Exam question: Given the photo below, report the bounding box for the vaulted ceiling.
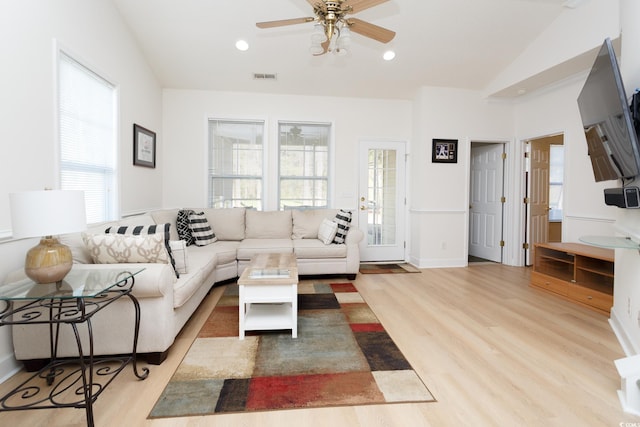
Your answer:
[112,0,584,99]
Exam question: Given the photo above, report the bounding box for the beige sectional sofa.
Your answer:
[10,207,363,369]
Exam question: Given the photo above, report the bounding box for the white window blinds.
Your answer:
[278,122,330,209]
[58,52,117,223]
[208,119,264,209]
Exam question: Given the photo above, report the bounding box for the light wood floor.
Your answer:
[0,264,638,426]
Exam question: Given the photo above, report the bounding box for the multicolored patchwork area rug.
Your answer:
[149,282,434,418]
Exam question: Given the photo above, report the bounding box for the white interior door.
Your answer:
[469,143,504,262]
[358,141,406,262]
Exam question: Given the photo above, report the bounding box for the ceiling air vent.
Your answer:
[253,73,277,80]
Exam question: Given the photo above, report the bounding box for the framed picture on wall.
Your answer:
[432,139,458,163]
[133,124,156,168]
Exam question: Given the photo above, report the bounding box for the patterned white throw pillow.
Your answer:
[177,209,196,246]
[188,212,217,246]
[332,210,352,244]
[105,223,179,277]
[82,233,170,264]
[317,218,338,245]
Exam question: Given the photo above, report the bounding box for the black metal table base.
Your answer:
[0,271,148,426]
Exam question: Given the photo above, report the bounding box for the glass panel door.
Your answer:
[358,141,406,262]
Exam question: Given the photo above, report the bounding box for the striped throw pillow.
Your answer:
[188,212,217,246]
[332,210,352,244]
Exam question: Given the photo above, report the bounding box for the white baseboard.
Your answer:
[411,257,467,269]
[0,353,20,385]
[610,309,640,357]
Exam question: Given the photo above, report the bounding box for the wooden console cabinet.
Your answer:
[531,242,614,315]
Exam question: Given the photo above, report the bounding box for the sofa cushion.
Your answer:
[176,209,196,246]
[82,233,170,264]
[245,210,292,239]
[317,218,338,244]
[172,246,218,308]
[293,239,347,259]
[149,209,180,241]
[188,212,217,246]
[207,240,240,265]
[333,210,353,244]
[237,239,293,260]
[291,208,338,239]
[194,208,246,241]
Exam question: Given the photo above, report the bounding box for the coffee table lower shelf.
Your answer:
[244,302,296,333]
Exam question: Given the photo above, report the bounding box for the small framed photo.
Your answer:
[133,124,156,168]
[432,139,458,163]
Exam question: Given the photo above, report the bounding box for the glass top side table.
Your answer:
[579,235,640,252]
[0,267,148,427]
[0,267,144,301]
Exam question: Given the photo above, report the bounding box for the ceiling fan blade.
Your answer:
[345,0,390,14]
[256,17,315,29]
[347,18,395,43]
[306,0,326,12]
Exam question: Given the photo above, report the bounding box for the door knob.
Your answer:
[360,205,366,210]
[360,197,365,202]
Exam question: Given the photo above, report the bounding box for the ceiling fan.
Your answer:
[256,0,395,56]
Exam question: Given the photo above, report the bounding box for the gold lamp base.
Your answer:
[24,237,73,284]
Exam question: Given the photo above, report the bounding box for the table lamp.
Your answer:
[10,190,86,284]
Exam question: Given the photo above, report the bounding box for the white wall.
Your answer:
[486,0,620,97]
[161,89,413,217]
[609,0,640,356]
[0,0,163,381]
[410,87,514,267]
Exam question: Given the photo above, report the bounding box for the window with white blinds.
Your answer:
[278,122,330,209]
[58,52,117,223]
[208,119,264,209]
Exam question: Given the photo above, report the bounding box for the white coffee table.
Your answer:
[237,253,298,339]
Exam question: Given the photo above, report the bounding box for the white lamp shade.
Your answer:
[10,190,87,238]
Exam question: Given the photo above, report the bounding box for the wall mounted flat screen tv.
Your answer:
[577,38,640,182]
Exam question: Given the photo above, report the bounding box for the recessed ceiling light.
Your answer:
[236,40,249,51]
[383,50,396,61]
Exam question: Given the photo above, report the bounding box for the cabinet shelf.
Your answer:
[531,242,614,315]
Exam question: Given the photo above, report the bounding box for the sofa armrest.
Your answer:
[70,263,177,299]
[345,228,364,245]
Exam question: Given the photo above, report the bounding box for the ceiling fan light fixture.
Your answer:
[309,42,325,55]
[337,26,351,48]
[311,23,328,43]
[335,47,348,56]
